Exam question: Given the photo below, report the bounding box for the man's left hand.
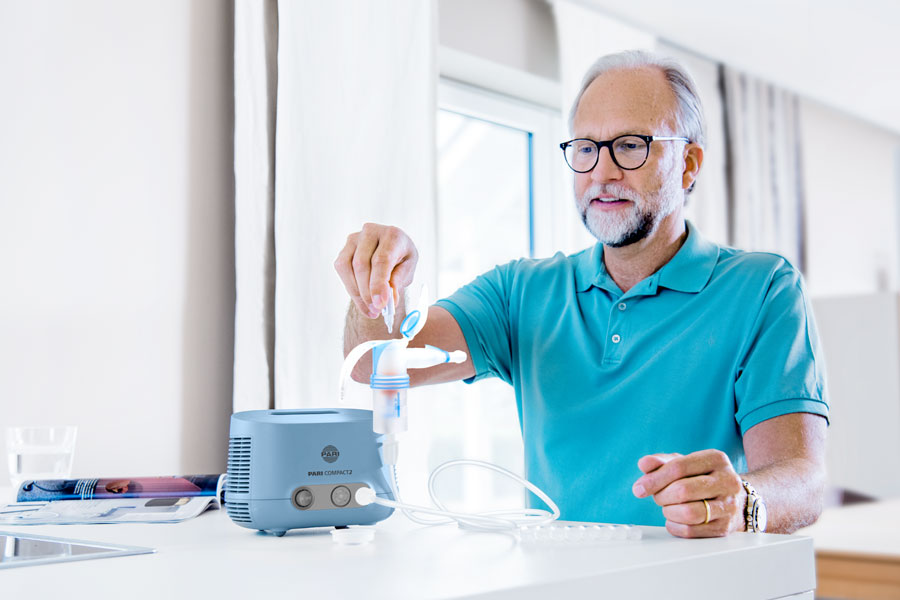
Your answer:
[632,450,747,538]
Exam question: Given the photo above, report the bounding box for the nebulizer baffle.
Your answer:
[339,286,561,534]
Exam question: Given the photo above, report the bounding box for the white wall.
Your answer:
[438,0,559,80]
[580,0,900,137]
[812,293,900,499]
[0,0,235,481]
[801,99,900,297]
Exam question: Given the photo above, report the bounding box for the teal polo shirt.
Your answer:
[434,221,828,526]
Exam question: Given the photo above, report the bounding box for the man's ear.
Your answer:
[682,144,704,191]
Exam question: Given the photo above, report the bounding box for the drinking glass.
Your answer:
[6,426,77,488]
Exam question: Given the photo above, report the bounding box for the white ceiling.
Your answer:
[581,0,900,136]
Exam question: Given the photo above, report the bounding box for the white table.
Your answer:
[0,492,815,600]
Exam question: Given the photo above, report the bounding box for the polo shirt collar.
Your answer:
[573,221,719,294]
[574,242,613,293]
[657,221,719,292]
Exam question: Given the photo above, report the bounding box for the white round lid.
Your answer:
[330,526,376,545]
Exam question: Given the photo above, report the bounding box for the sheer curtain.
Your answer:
[722,67,806,270]
[233,0,437,411]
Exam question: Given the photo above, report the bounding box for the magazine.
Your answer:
[0,474,225,526]
[14,474,223,502]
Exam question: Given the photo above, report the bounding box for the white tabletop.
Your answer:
[795,498,900,557]
[0,492,814,600]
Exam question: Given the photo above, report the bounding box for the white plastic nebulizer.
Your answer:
[339,286,466,462]
[339,286,563,535]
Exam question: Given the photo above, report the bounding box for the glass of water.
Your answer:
[6,426,77,488]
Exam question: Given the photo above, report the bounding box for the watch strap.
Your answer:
[741,479,763,532]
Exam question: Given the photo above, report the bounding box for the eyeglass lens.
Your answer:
[564,136,649,172]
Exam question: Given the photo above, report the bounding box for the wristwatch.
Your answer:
[742,479,767,532]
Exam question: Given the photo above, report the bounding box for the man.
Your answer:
[334,50,827,538]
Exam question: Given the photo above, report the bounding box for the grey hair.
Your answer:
[568,50,706,150]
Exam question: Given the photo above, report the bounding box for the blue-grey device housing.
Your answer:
[224,409,394,536]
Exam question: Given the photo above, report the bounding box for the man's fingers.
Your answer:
[369,244,398,311]
[659,470,743,507]
[369,234,415,311]
[389,257,417,298]
[637,453,681,474]
[661,498,723,525]
[632,453,681,497]
[633,449,733,498]
[665,518,730,539]
[651,474,720,506]
[351,233,379,316]
[635,449,745,538]
[334,235,368,315]
[334,224,419,320]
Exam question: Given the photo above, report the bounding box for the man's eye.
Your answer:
[616,142,641,151]
[577,145,595,154]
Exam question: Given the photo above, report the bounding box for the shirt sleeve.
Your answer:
[434,261,517,385]
[734,261,830,434]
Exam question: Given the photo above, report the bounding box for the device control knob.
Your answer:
[331,485,352,507]
[294,488,314,509]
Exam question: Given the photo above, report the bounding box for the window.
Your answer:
[398,79,569,513]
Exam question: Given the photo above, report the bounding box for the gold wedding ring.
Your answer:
[702,499,711,525]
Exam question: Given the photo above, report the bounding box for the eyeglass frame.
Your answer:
[559,134,691,172]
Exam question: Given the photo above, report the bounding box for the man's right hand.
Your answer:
[334,223,418,319]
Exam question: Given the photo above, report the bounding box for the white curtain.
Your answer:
[722,67,806,269]
[233,1,437,411]
[233,0,278,413]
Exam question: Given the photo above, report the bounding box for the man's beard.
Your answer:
[577,177,682,247]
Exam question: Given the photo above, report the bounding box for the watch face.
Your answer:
[755,499,767,532]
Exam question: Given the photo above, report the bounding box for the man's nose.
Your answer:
[590,146,623,183]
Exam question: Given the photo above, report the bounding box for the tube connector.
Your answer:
[355,486,376,506]
[382,433,400,466]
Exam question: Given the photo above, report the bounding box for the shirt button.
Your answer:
[611,334,621,344]
[618,302,627,311]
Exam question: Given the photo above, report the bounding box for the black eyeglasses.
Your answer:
[560,134,690,172]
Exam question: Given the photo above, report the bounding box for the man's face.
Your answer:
[572,67,687,247]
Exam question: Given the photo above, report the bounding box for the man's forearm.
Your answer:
[745,457,825,533]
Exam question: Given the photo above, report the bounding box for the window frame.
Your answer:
[437,77,572,259]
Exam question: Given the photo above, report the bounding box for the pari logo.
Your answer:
[321,445,340,464]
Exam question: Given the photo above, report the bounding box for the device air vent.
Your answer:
[226,501,252,523]
[226,436,251,494]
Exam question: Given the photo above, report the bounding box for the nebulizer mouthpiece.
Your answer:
[339,284,560,535]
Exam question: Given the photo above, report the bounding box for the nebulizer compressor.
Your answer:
[224,287,562,538]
